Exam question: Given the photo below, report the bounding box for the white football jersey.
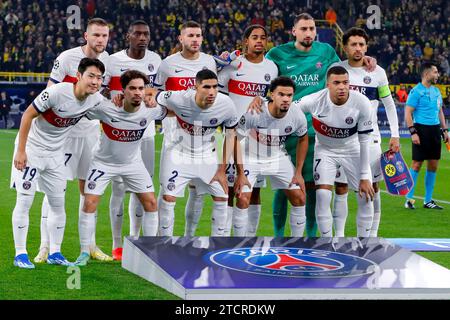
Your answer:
[238,101,308,162]
[27,82,104,155]
[297,88,373,157]
[49,46,109,137]
[154,52,217,90]
[333,60,391,139]
[86,101,167,164]
[218,56,278,117]
[156,89,238,157]
[103,49,162,137]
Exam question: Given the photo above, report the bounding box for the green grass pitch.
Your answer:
[0,129,448,299]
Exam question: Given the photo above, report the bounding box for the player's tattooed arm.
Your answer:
[14,105,40,171]
[290,134,308,190]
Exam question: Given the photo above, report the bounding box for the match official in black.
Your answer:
[404,62,448,210]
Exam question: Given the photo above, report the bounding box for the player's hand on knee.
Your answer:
[289,173,305,191]
[14,150,27,171]
[359,179,374,202]
[389,137,400,153]
[210,170,228,194]
[234,174,251,198]
[112,93,124,107]
[247,96,264,114]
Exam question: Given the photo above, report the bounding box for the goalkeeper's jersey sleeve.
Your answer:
[266,41,340,136]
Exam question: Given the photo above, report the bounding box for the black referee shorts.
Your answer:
[412,123,441,161]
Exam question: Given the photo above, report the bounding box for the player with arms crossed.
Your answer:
[332,27,400,237]
[11,58,105,268]
[218,24,278,236]
[296,66,375,237]
[156,69,240,236]
[154,21,217,236]
[75,70,167,266]
[103,20,161,260]
[35,18,111,263]
[234,77,308,236]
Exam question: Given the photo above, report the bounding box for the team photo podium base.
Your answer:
[122,236,450,300]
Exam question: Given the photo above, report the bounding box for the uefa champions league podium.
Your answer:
[122,236,450,300]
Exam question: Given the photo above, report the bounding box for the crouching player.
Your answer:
[234,77,309,236]
[75,70,168,266]
[156,69,240,236]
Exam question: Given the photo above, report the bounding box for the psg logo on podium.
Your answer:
[206,247,377,278]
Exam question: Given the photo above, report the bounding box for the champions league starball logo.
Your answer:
[206,247,377,278]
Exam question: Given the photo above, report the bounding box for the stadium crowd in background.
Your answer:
[0,0,449,85]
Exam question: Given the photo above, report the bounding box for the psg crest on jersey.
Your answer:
[345,117,354,125]
[22,181,31,190]
[264,73,271,82]
[363,76,372,84]
[206,247,377,278]
[140,119,147,127]
[285,126,292,133]
[380,150,414,195]
[167,182,176,191]
[148,64,154,72]
[210,118,218,125]
[88,181,96,190]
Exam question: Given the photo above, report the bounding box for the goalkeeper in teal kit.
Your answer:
[266,13,375,236]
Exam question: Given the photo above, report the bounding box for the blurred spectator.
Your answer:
[0,0,447,89]
[423,42,433,60]
[0,91,12,128]
[325,5,337,25]
[396,84,408,103]
[4,9,18,25]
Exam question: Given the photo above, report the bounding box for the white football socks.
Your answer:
[211,201,227,236]
[356,193,374,237]
[370,191,381,237]
[142,211,158,236]
[184,187,204,236]
[289,205,306,237]
[332,192,348,237]
[129,193,143,237]
[12,192,34,256]
[159,199,175,236]
[223,206,234,236]
[47,195,66,255]
[39,195,50,250]
[316,189,333,237]
[247,204,261,236]
[109,181,125,249]
[79,210,96,253]
[79,194,96,249]
[232,207,248,236]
